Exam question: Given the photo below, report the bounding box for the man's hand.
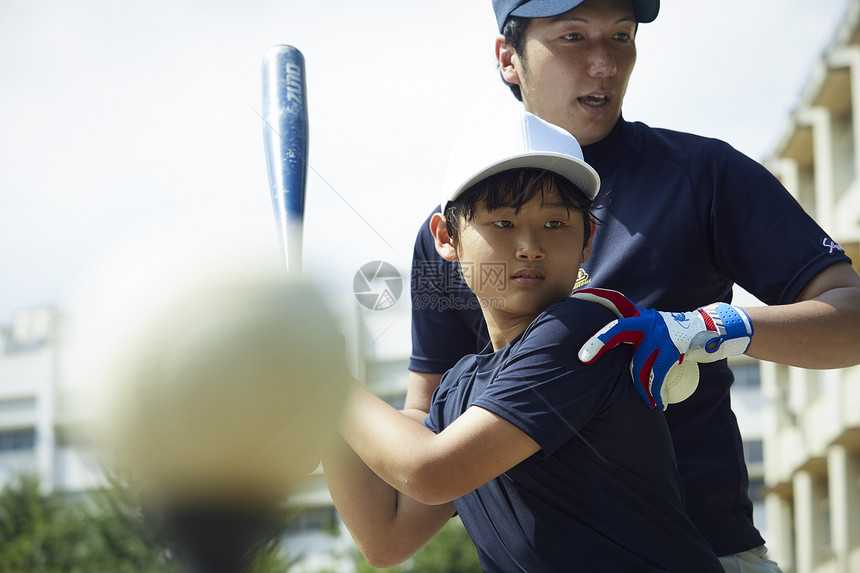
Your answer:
[571,288,753,410]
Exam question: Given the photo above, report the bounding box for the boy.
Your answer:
[323,111,722,571]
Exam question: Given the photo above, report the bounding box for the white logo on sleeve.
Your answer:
[822,237,845,255]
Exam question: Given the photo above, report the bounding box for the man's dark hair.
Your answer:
[500,16,530,102]
[444,167,595,246]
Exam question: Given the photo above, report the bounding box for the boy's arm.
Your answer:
[343,377,540,506]
[322,437,453,568]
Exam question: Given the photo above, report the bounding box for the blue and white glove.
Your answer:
[571,288,754,410]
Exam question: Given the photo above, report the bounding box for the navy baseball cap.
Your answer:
[493,0,660,31]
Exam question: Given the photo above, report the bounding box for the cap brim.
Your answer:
[449,151,600,207]
[508,0,659,25]
[634,0,659,23]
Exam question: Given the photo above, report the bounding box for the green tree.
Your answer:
[0,475,68,572]
[0,474,294,572]
[353,517,481,573]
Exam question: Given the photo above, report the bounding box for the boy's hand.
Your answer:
[570,288,753,410]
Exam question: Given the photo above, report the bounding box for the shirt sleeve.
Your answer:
[409,211,489,373]
[472,299,632,457]
[706,140,851,305]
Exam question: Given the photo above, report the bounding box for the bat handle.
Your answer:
[285,220,303,274]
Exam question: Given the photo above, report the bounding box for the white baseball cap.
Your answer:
[441,110,600,213]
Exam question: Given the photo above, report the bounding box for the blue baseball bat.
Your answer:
[262,45,308,273]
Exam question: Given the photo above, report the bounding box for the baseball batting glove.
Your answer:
[570,288,753,410]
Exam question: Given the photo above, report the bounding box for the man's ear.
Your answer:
[495,35,521,86]
[430,213,458,261]
[581,219,596,263]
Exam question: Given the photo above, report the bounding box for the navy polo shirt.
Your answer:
[424,298,722,572]
[410,117,852,556]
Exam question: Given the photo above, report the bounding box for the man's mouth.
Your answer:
[579,94,609,107]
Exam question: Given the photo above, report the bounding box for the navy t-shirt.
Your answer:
[411,117,852,556]
[424,298,722,572]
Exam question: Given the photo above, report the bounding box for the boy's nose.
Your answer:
[516,235,545,260]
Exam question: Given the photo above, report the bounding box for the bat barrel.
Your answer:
[262,45,308,273]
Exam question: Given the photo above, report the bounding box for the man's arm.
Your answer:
[744,262,860,368]
[408,210,485,418]
[576,262,860,409]
[402,370,443,420]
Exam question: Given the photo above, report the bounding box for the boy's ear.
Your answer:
[495,35,521,86]
[581,219,596,264]
[430,213,458,261]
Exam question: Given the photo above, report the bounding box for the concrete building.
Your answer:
[762,1,860,571]
[0,306,101,495]
[730,354,770,541]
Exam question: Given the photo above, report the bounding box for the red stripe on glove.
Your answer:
[640,349,660,409]
[698,308,717,332]
[573,288,642,318]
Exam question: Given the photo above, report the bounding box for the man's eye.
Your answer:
[614,32,632,42]
[545,220,564,229]
[493,220,513,228]
[562,33,582,41]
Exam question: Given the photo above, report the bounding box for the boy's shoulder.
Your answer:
[437,297,629,397]
[521,297,621,348]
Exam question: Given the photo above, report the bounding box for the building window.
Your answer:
[285,506,339,535]
[0,398,36,415]
[0,429,36,452]
[744,440,764,465]
[732,364,761,390]
[748,477,766,502]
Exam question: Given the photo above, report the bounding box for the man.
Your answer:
[325,111,722,571]
[407,0,860,569]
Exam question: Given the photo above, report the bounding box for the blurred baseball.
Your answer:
[71,218,349,506]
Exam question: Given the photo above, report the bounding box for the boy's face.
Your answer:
[448,185,593,323]
[499,0,638,146]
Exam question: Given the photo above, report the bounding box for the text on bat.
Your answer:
[285,63,303,106]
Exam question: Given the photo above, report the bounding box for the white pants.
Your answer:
[719,546,783,573]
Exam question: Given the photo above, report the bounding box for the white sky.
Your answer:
[0,0,851,321]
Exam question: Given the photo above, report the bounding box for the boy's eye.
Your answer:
[493,220,513,228]
[545,220,564,229]
[562,33,582,41]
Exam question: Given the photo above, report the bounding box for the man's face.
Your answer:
[500,0,638,146]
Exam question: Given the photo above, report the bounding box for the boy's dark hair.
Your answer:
[444,167,595,246]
